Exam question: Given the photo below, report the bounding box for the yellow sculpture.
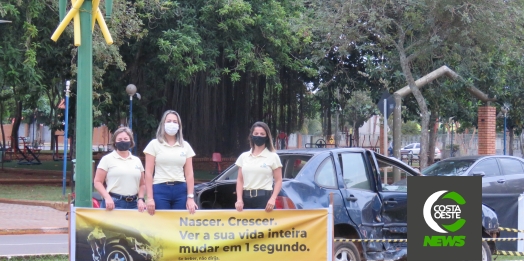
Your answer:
[51,0,113,45]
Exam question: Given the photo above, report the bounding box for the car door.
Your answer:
[337,151,385,250]
[372,153,411,241]
[413,143,421,155]
[468,158,506,193]
[497,157,524,194]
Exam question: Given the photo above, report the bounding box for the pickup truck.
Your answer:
[195,148,500,260]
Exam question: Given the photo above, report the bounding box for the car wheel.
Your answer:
[105,245,131,261]
[334,238,360,261]
[482,241,492,261]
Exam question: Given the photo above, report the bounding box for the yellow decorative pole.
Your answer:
[51,0,113,207]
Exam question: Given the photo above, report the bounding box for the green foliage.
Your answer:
[402,121,421,135]
[307,119,322,135]
[343,90,378,130]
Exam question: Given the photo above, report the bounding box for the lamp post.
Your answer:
[502,104,510,155]
[62,80,71,196]
[126,84,140,154]
[126,84,136,130]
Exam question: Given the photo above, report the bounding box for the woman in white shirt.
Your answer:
[235,121,283,212]
[94,127,146,211]
[144,110,198,215]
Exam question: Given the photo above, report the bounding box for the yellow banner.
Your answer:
[73,208,330,261]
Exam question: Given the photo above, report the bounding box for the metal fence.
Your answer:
[292,132,524,159]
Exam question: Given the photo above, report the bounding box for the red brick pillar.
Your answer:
[478,106,496,155]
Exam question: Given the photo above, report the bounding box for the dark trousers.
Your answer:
[242,190,272,209]
[153,182,187,210]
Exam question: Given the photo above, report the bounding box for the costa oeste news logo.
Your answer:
[423,190,466,247]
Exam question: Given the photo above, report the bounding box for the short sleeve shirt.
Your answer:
[235,148,282,190]
[143,139,196,184]
[97,151,144,196]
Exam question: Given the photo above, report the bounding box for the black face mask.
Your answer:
[115,141,131,151]
[251,135,268,147]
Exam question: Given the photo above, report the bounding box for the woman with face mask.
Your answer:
[94,127,146,211]
[235,121,283,212]
[143,110,198,215]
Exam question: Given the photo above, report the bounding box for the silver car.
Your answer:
[421,155,524,194]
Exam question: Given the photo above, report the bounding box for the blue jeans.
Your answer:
[101,198,137,209]
[153,182,187,210]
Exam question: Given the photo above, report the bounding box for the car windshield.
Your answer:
[421,159,476,176]
[215,154,312,181]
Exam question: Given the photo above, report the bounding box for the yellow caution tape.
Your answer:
[333,238,524,243]
[496,250,524,256]
[483,238,524,242]
[334,239,407,243]
[499,227,524,233]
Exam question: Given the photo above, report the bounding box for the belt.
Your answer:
[158,181,185,185]
[243,189,272,198]
[109,192,138,202]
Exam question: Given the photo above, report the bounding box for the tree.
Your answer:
[310,0,521,169]
[343,90,378,146]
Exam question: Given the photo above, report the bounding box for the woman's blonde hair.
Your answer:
[156,110,184,146]
[111,127,135,149]
[249,121,276,152]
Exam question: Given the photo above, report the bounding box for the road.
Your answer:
[0,234,68,256]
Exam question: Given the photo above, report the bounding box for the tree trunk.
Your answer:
[398,50,430,170]
[11,100,23,153]
[354,123,360,147]
[520,130,524,158]
[428,112,438,164]
[509,126,514,156]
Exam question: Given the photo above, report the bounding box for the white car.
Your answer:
[400,143,441,161]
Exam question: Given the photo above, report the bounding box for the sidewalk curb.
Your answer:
[0,227,68,235]
[0,198,69,212]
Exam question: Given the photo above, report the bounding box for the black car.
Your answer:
[421,155,524,194]
[195,148,500,261]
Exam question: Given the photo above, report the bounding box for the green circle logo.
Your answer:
[423,190,466,233]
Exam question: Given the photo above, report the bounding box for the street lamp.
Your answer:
[126,84,137,130]
[502,103,510,155]
[126,84,140,154]
[0,20,12,24]
[62,80,71,196]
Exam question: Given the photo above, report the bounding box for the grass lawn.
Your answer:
[0,160,73,172]
[0,255,68,261]
[0,169,215,202]
[0,184,72,202]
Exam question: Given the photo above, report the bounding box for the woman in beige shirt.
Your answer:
[93,127,146,211]
[235,122,283,212]
[143,110,198,215]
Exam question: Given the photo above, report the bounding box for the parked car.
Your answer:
[195,148,500,261]
[421,155,524,194]
[400,143,441,161]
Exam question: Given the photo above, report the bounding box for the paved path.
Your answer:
[0,234,68,256]
[0,202,68,235]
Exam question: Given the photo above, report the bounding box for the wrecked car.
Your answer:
[195,148,500,261]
